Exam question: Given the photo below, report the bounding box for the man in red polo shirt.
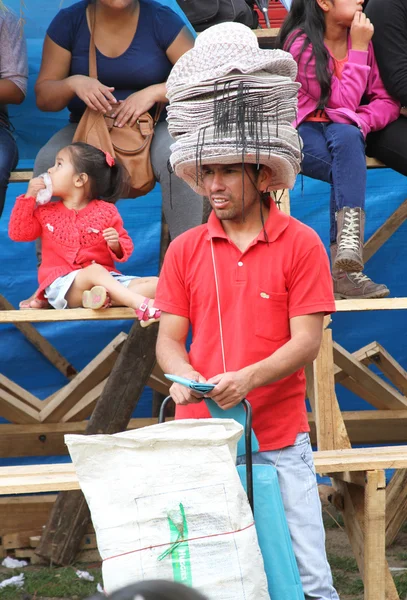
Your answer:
[155,22,339,600]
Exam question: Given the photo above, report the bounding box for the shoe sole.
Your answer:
[334,289,390,300]
[334,258,364,272]
[82,286,108,309]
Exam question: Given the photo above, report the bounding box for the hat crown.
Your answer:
[195,22,259,51]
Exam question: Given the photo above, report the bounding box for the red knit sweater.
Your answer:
[9,195,134,298]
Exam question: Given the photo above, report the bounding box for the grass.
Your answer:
[0,566,102,599]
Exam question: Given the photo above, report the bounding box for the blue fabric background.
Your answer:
[1,0,407,465]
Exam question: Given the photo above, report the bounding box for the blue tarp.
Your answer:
[1,0,407,464]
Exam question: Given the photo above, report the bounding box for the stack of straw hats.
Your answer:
[166,22,302,193]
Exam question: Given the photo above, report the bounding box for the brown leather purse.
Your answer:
[73,5,162,198]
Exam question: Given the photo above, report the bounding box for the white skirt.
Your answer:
[45,271,138,309]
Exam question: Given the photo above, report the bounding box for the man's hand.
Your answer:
[206,371,252,410]
[170,370,207,406]
[25,177,46,199]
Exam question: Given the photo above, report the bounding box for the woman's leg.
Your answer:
[65,264,157,310]
[20,124,78,309]
[150,120,204,239]
[0,126,19,219]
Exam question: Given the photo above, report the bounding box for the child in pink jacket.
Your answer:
[280,0,400,299]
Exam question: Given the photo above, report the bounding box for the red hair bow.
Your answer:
[103,150,115,167]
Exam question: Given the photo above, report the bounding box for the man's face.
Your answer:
[201,163,264,222]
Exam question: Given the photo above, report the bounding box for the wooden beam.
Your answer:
[338,375,386,409]
[0,388,41,424]
[364,198,407,263]
[314,447,407,473]
[335,297,407,312]
[39,332,127,422]
[308,410,407,445]
[148,362,170,396]
[385,469,407,547]
[308,329,351,450]
[0,418,159,458]
[0,374,43,412]
[61,378,107,422]
[0,307,137,323]
[333,342,407,410]
[364,470,386,600]
[368,344,407,396]
[0,295,77,379]
[8,170,33,182]
[0,495,57,536]
[334,342,380,384]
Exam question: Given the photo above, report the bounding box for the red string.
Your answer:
[103,522,255,562]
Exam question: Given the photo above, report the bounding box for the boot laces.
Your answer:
[349,272,371,284]
[338,209,360,251]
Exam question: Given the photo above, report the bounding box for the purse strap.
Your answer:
[87,4,98,80]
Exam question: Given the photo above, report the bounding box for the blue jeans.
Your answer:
[0,124,18,218]
[299,122,366,244]
[238,433,339,600]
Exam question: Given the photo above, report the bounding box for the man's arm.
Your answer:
[156,312,208,406]
[366,0,407,106]
[207,313,324,410]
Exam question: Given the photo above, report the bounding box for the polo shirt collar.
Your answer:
[206,199,290,243]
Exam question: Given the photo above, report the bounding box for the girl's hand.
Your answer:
[70,75,117,113]
[111,87,158,128]
[350,11,374,52]
[103,227,122,257]
[25,177,46,199]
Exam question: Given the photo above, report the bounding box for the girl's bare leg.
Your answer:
[65,264,158,309]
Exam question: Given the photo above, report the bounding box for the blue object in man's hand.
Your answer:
[164,374,215,394]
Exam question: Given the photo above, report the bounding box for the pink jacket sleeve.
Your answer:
[355,45,400,134]
[8,194,41,242]
[107,206,134,263]
[288,34,371,111]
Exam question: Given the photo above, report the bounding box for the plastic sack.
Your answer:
[65,419,270,600]
[36,173,53,205]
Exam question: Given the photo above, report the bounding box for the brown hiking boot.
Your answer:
[330,244,390,299]
[335,207,365,272]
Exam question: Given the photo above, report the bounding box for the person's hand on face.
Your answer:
[25,177,46,199]
[350,11,374,52]
[71,75,117,112]
[111,88,157,127]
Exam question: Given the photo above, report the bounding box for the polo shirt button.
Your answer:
[260,292,270,299]
[238,261,243,266]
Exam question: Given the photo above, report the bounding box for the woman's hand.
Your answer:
[70,75,117,112]
[111,86,160,128]
[350,11,374,52]
[25,177,46,199]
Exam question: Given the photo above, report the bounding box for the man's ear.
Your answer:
[75,173,88,188]
[258,165,273,192]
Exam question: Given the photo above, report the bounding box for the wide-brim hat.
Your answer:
[170,124,302,194]
[166,23,297,92]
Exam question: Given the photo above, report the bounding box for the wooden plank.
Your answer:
[0,374,43,411]
[364,470,386,600]
[333,342,407,410]
[385,469,407,547]
[36,321,159,565]
[40,332,127,422]
[334,342,380,384]
[3,530,43,549]
[309,329,351,450]
[8,170,33,182]
[308,410,407,445]
[0,295,77,379]
[0,495,57,536]
[0,418,159,458]
[338,375,386,409]
[30,533,96,550]
[370,344,407,396]
[0,388,41,423]
[0,307,137,323]
[147,362,170,396]
[61,378,107,422]
[364,198,407,263]
[366,157,385,168]
[336,297,407,311]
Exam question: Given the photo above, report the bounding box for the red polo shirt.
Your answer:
[156,200,336,451]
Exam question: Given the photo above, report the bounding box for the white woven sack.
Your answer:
[65,419,269,600]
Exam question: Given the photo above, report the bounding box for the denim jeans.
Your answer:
[0,124,18,218]
[299,121,366,244]
[238,433,339,600]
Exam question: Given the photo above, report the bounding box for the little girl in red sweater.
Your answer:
[9,142,161,326]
